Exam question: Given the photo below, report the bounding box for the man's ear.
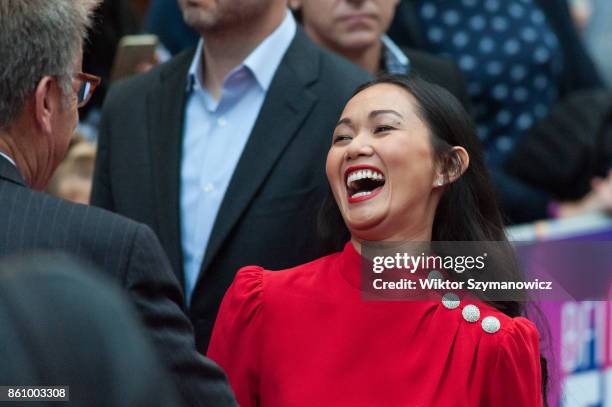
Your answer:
[433,146,470,187]
[33,76,57,135]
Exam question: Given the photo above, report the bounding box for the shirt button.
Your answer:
[217,116,227,127]
[203,183,214,193]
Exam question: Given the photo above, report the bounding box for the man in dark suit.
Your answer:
[91,0,372,352]
[0,1,235,406]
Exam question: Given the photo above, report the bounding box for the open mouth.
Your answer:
[345,165,386,203]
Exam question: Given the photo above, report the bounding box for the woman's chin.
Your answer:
[345,211,386,236]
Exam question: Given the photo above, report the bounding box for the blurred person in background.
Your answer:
[289,0,470,108]
[505,87,612,218]
[387,0,606,223]
[0,253,180,407]
[0,1,236,405]
[91,0,371,352]
[47,139,96,204]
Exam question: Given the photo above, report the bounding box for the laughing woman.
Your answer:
[207,75,544,407]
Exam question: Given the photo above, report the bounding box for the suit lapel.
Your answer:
[198,30,320,278]
[146,49,195,284]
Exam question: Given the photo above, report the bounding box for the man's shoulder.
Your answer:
[317,46,372,89]
[1,183,147,245]
[315,42,371,79]
[0,183,160,275]
[285,30,372,96]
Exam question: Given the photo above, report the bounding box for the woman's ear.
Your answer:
[448,146,469,182]
[433,147,469,187]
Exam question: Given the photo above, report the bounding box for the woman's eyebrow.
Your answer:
[335,117,352,128]
[335,109,403,128]
[369,109,403,120]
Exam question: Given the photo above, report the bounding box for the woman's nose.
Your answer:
[345,138,374,161]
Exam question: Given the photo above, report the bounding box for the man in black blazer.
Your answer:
[0,2,235,406]
[91,0,372,352]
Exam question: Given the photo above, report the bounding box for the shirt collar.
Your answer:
[187,10,297,92]
[0,151,16,168]
[381,34,411,75]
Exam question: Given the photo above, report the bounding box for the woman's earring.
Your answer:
[436,179,444,186]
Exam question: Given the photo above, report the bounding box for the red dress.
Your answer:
[208,242,542,407]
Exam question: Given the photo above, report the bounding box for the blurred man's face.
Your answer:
[296,0,398,52]
[177,0,271,33]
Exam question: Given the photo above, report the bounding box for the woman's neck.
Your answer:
[351,227,433,254]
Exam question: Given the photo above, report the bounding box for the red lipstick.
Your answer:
[345,164,385,204]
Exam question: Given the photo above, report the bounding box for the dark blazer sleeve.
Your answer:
[123,223,237,407]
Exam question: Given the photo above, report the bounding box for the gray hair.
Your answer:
[0,0,100,130]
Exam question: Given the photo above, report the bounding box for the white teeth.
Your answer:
[346,168,386,188]
[351,191,372,198]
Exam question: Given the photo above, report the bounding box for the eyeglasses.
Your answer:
[73,72,101,108]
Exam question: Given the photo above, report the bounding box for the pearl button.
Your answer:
[217,116,227,127]
[427,270,443,281]
[203,183,214,193]
[462,305,480,323]
[441,292,460,309]
[482,316,501,333]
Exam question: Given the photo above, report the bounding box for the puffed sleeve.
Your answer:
[207,266,264,407]
[483,317,543,406]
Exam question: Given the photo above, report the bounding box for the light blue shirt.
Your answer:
[180,11,296,304]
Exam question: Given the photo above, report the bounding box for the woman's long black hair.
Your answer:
[318,74,548,402]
